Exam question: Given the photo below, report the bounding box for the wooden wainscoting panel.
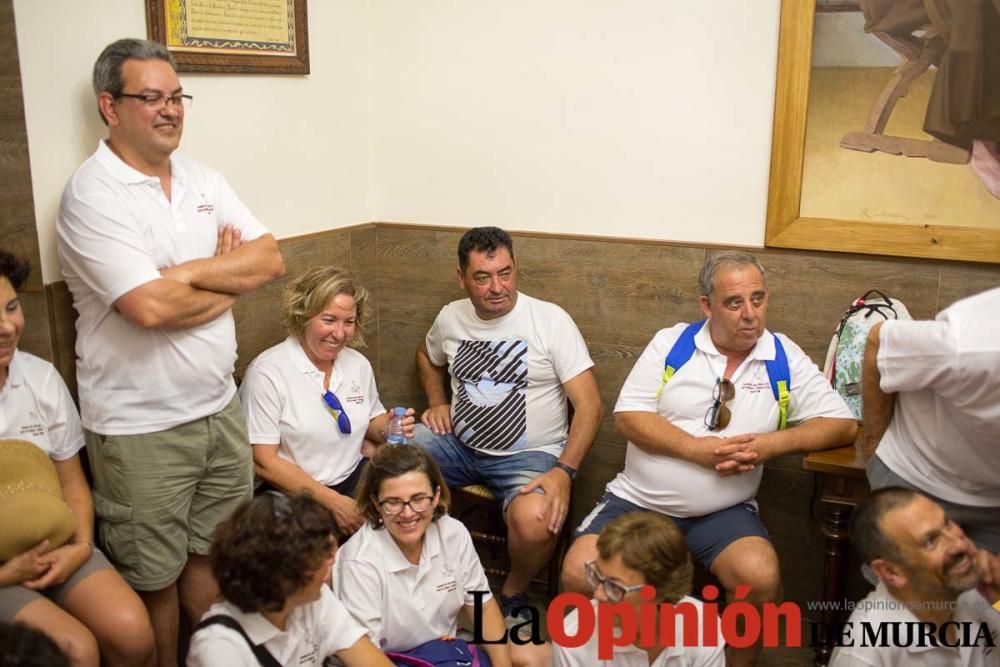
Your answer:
[47,282,78,401]
[17,290,52,362]
[513,236,706,350]
[372,315,427,411]
[350,225,379,372]
[744,248,942,364]
[937,262,1000,311]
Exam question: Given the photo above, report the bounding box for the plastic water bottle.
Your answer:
[386,407,408,445]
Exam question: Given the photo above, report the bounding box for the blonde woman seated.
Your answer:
[0,251,153,667]
[188,493,391,666]
[522,512,723,667]
[240,266,414,535]
[333,444,512,667]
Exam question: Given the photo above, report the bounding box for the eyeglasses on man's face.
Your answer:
[704,377,735,431]
[584,560,645,602]
[322,390,352,434]
[115,92,193,110]
[376,493,435,516]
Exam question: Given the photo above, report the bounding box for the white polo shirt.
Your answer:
[240,337,386,487]
[0,350,84,460]
[874,286,1000,507]
[829,583,1000,667]
[608,323,852,517]
[187,586,368,667]
[57,140,269,435]
[425,293,594,456]
[552,597,725,667]
[333,515,492,653]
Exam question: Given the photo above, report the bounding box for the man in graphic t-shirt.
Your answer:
[413,226,603,623]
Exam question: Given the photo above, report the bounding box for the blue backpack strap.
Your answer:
[656,320,705,398]
[764,334,791,431]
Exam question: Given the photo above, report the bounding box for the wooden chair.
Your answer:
[450,482,574,600]
[839,0,970,164]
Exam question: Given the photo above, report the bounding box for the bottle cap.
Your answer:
[393,406,406,416]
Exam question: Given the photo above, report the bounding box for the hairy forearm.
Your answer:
[755,417,858,459]
[560,371,603,469]
[416,343,450,406]
[861,323,893,457]
[615,411,698,460]
[116,278,236,330]
[165,234,284,295]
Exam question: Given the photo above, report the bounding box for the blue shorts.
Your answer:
[411,425,557,513]
[574,491,770,568]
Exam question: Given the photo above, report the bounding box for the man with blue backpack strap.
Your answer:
[562,251,857,667]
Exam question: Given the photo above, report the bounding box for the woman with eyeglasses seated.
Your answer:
[239,266,414,536]
[0,251,154,667]
[523,512,723,667]
[187,492,392,666]
[333,444,512,667]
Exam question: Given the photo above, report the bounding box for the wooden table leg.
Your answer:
[813,500,853,666]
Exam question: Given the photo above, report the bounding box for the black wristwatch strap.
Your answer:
[553,461,578,482]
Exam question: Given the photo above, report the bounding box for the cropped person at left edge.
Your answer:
[0,251,154,667]
[56,38,285,667]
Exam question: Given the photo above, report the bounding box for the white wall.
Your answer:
[369,0,781,245]
[812,11,899,67]
[15,1,784,282]
[14,0,372,282]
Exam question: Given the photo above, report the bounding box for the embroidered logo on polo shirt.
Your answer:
[343,380,365,406]
[435,578,458,593]
[18,412,45,438]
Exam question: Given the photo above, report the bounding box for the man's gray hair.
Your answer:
[697,251,767,298]
[92,38,176,124]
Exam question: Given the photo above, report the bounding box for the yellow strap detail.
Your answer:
[655,367,676,399]
[776,380,790,430]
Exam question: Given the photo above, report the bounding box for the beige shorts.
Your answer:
[85,394,253,591]
[0,548,112,620]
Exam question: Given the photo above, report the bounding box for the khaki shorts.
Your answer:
[0,548,112,620]
[85,394,253,591]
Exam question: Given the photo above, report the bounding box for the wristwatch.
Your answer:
[553,461,578,482]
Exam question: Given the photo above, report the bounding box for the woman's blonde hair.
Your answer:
[282,266,368,346]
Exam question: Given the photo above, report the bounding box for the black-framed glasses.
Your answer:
[115,92,193,110]
[704,378,735,431]
[376,493,435,516]
[322,391,352,434]
[584,561,645,602]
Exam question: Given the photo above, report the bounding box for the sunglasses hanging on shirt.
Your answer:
[322,390,352,434]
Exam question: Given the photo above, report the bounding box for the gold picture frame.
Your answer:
[765,0,1000,264]
[146,0,309,74]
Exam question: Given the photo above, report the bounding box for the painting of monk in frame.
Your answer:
[766,0,1000,264]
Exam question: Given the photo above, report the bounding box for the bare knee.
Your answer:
[507,496,556,546]
[561,535,597,595]
[99,607,155,667]
[712,538,782,603]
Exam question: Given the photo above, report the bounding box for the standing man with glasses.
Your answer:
[563,251,855,666]
[57,38,285,666]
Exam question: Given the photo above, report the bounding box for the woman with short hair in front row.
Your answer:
[333,444,512,667]
[187,492,391,666]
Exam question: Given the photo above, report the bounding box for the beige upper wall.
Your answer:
[15,0,372,282]
[369,0,781,245]
[16,0,782,282]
